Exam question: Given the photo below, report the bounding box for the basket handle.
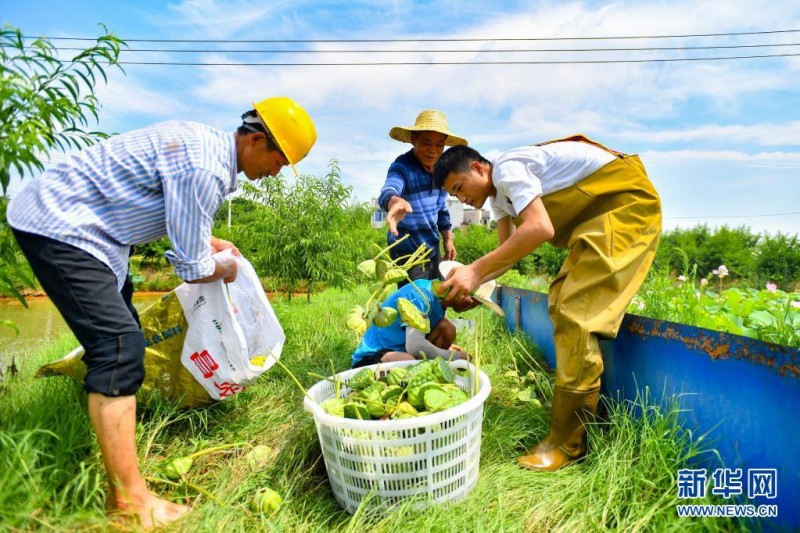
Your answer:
[450,359,471,372]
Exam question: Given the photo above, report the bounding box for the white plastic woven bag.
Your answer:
[304,360,491,514]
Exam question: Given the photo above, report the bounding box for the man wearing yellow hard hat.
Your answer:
[7,96,315,528]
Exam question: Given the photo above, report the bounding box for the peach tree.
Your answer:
[0,24,124,305]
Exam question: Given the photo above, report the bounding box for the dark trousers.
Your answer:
[12,229,145,396]
[390,244,441,288]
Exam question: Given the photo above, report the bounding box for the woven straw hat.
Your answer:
[389,109,468,146]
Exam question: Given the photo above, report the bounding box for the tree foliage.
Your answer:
[0,24,125,193]
[234,160,369,301]
[0,25,125,302]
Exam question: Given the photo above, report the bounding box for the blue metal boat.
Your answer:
[497,286,799,531]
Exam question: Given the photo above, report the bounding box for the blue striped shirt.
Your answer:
[378,150,451,256]
[8,121,238,290]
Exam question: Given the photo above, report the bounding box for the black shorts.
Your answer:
[12,229,145,397]
[352,348,393,368]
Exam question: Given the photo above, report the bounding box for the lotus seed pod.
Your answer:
[357,259,377,279]
[373,306,398,327]
[250,487,283,514]
[397,298,430,333]
[383,268,407,285]
[346,305,368,334]
[162,456,193,480]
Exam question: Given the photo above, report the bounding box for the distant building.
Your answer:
[369,197,488,230]
[446,197,464,228]
[462,207,492,228]
[370,198,386,228]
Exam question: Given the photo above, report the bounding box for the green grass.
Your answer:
[0,288,750,531]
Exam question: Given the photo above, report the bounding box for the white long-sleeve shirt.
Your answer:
[8,121,238,289]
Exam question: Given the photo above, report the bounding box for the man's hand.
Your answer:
[210,236,241,256]
[451,350,471,361]
[220,260,238,284]
[440,263,481,304]
[449,296,481,313]
[442,231,457,261]
[187,256,237,284]
[386,196,413,237]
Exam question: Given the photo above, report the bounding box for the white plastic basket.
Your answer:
[303,359,491,514]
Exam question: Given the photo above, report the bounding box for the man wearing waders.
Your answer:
[433,136,661,471]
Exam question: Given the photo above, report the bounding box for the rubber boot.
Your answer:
[517,386,600,471]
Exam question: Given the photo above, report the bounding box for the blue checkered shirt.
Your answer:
[378,150,452,256]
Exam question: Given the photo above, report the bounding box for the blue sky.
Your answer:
[5,0,800,235]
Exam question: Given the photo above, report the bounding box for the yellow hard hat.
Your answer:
[253,96,317,175]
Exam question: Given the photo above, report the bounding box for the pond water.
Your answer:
[0,293,163,362]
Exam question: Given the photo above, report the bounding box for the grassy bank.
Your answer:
[0,288,745,531]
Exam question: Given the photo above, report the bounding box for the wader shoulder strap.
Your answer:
[536,134,626,158]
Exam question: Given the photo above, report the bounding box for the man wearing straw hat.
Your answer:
[378,110,468,285]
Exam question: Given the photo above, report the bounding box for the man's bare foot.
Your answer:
[112,490,190,530]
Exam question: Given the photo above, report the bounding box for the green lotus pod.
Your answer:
[364,389,385,418]
[385,367,408,386]
[423,388,451,412]
[347,389,364,402]
[321,398,345,417]
[405,360,433,381]
[434,387,469,411]
[408,382,444,409]
[397,298,430,333]
[407,371,433,391]
[430,280,451,299]
[384,395,400,415]
[383,268,407,285]
[447,388,469,405]
[391,401,419,419]
[343,402,370,420]
[162,456,193,480]
[373,306,398,327]
[245,444,273,470]
[368,282,383,295]
[432,357,455,384]
[250,487,283,514]
[346,305,368,334]
[375,259,390,281]
[357,259,377,279]
[365,303,379,323]
[381,385,403,403]
[363,380,387,395]
[348,367,375,390]
[377,283,397,303]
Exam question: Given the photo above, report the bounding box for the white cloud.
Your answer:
[642,149,800,166]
